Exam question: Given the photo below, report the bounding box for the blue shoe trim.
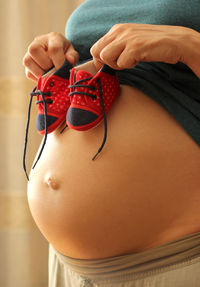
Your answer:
[67,108,98,127]
[100,65,116,75]
[36,114,58,131]
[54,60,73,79]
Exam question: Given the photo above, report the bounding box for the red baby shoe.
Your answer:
[23,60,72,180]
[66,64,120,160]
[31,60,73,134]
[66,64,120,131]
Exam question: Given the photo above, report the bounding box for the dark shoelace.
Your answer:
[23,88,52,180]
[23,75,108,180]
[68,77,107,161]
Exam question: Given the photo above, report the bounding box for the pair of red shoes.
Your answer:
[23,60,120,179]
[34,60,120,134]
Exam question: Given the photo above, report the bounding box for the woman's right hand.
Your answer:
[23,32,79,82]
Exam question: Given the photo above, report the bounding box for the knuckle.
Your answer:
[112,23,123,31]
[49,31,67,43]
[99,51,108,63]
[28,43,38,56]
[49,31,59,39]
[48,43,62,54]
[23,55,32,67]
[133,37,143,49]
[33,35,41,42]
[48,34,65,54]
[91,42,102,56]
[100,50,108,61]
[90,45,98,56]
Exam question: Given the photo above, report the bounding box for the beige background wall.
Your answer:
[0,1,83,286]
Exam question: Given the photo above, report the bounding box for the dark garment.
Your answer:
[66,0,200,146]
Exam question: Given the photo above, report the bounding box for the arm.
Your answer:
[90,23,200,79]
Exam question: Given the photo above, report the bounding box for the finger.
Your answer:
[99,42,125,69]
[93,58,104,71]
[48,37,68,69]
[28,41,53,71]
[116,48,139,69]
[23,53,45,79]
[65,44,79,65]
[25,67,39,82]
[90,34,115,59]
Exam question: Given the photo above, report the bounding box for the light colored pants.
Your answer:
[49,231,200,286]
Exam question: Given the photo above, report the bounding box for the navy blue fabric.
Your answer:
[36,114,58,131]
[65,0,200,146]
[54,60,72,79]
[67,107,98,126]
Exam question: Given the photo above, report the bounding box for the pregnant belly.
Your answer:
[27,85,200,259]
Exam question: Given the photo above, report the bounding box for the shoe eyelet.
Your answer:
[49,81,55,87]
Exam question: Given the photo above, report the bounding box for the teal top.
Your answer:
[66,0,200,146]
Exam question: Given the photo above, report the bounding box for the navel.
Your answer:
[44,174,60,190]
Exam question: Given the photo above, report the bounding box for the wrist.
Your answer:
[177,27,200,69]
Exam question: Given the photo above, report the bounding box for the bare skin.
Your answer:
[27,60,200,259]
[23,30,200,259]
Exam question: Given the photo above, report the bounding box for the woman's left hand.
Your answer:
[90,23,200,78]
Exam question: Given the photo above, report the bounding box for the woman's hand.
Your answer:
[23,32,79,81]
[90,23,200,78]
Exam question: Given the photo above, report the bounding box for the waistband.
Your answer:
[51,231,200,280]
